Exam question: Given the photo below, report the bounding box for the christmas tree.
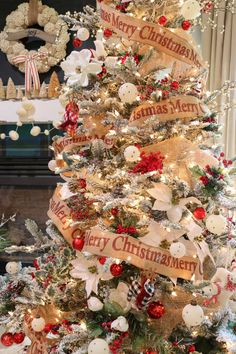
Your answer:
[1,1,236,353]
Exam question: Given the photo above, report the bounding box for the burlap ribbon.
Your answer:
[141,137,218,186]
[28,0,39,27]
[98,2,204,68]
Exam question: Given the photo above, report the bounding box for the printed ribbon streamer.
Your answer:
[59,102,80,136]
[98,2,204,68]
[12,53,46,93]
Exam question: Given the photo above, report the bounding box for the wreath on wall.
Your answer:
[0,0,70,74]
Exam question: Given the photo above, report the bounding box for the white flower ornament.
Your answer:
[70,255,113,297]
[61,49,102,87]
[147,183,201,223]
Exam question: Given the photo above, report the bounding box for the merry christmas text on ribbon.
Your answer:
[84,226,200,280]
[129,95,209,126]
[53,134,113,155]
[98,2,204,68]
[48,190,83,243]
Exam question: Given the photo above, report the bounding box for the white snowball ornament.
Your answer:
[5,261,22,275]
[111,316,129,332]
[118,83,138,104]
[9,130,19,141]
[124,146,141,162]
[30,126,41,136]
[88,338,110,354]
[170,242,186,258]
[87,297,104,312]
[76,27,90,41]
[205,214,227,235]
[0,133,6,140]
[182,301,204,327]
[180,0,201,19]
[44,129,49,136]
[31,316,46,332]
[48,160,57,172]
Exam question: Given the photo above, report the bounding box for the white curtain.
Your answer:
[202,7,236,157]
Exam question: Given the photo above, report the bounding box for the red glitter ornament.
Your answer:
[72,237,85,251]
[103,28,113,38]
[147,301,165,319]
[158,16,167,26]
[188,345,196,352]
[73,38,83,48]
[1,333,14,347]
[145,351,159,354]
[78,178,87,189]
[13,332,25,344]
[182,20,191,30]
[110,263,124,277]
[99,256,107,265]
[111,208,118,216]
[193,207,206,220]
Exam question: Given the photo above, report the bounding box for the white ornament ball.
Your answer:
[180,0,201,19]
[44,129,49,136]
[0,133,6,140]
[30,126,41,137]
[9,130,19,141]
[182,302,204,327]
[88,338,110,354]
[118,83,138,104]
[53,120,61,129]
[87,297,104,312]
[77,27,90,41]
[31,316,46,332]
[5,261,22,275]
[16,121,23,127]
[16,107,28,118]
[124,146,140,162]
[170,242,186,259]
[205,214,227,235]
[48,159,57,172]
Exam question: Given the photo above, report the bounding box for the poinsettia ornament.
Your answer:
[147,183,201,223]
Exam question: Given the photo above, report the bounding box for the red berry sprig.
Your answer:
[182,20,191,30]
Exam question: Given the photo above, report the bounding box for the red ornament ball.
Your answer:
[147,301,165,319]
[99,256,107,265]
[13,332,25,344]
[111,208,118,216]
[188,345,196,352]
[145,350,159,354]
[193,207,206,220]
[72,237,85,251]
[158,16,167,26]
[182,20,191,30]
[110,263,124,277]
[73,38,83,48]
[104,28,113,38]
[1,333,14,347]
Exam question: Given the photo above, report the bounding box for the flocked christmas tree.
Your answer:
[1,0,236,353]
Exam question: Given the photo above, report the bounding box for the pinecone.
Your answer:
[68,178,80,193]
[151,210,166,221]
[112,185,124,197]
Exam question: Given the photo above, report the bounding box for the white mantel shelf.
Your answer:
[0,99,63,123]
